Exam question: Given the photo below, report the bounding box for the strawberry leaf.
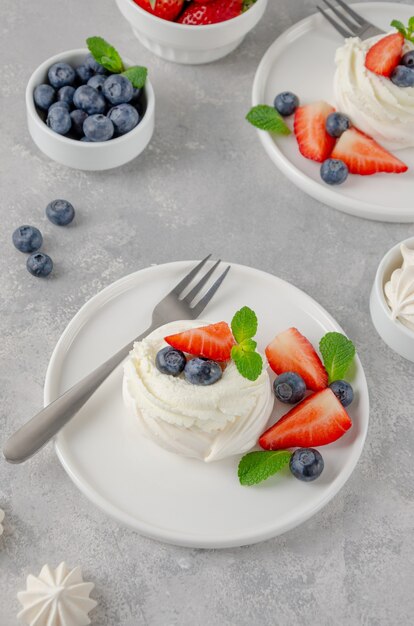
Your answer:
[238,450,292,486]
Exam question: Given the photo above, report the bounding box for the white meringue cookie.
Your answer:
[17,562,97,626]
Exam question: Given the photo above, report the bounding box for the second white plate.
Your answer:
[45,261,369,548]
[252,2,414,222]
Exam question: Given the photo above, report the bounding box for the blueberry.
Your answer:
[320,159,349,185]
[401,50,414,68]
[73,85,106,115]
[46,199,75,226]
[273,372,306,404]
[26,253,53,277]
[33,84,56,110]
[274,92,299,116]
[48,101,70,112]
[325,112,351,138]
[103,74,133,105]
[391,65,414,87]
[83,114,114,142]
[289,448,324,482]
[76,64,95,83]
[46,106,71,135]
[80,136,93,142]
[184,358,222,386]
[130,87,142,103]
[155,346,186,376]
[12,226,43,253]
[48,62,76,89]
[57,85,75,107]
[329,380,354,407]
[87,75,106,93]
[70,109,88,136]
[84,53,108,75]
[108,103,139,135]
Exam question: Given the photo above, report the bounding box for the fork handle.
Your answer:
[3,325,154,464]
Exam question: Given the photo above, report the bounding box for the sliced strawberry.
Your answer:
[331,128,408,175]
[365,32,404,77]
[259,388,352,450]
[177,0,242,24]
[133,0,184,21]
[165,321,235,361]
[294,101,336,162]
[265,328,328,392]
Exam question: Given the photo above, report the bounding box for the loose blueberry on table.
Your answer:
[12,226,43,253]
[33,37,147,142]
[46,199,75,226]
[26,253,53,278]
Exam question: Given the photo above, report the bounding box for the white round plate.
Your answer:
[252,2,414,222]
[46,261,369,548]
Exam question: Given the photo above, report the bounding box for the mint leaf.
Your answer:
[238,450,292,486]
[232,345,263,381]
[231,306,258,343]
[240,338,257,352]
[391,18,414,42]
[246,105,291,135]
[319,332,356,384]
[391,19,407,36]
[122,66,148,89]
[87,36,124,73]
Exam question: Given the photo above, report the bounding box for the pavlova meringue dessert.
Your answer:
[384,243,414,331]
[123,308,274,462]
[334,24,414,150]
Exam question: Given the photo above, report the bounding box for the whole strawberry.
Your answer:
[178,0,243,25]
[133,0,184,21]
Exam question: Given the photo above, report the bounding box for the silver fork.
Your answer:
[317,0,384,39]
[3,256,230,464]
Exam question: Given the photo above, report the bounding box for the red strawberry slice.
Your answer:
[365,32,404,77]
[133,0,184,21]
[294,101,336,162]
[259,388,352,450]
[331,128,408,175]
[177,0,242,24]
[265,328,328,392]
[165,321,235,361]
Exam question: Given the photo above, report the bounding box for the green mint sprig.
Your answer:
[319,332,356,384]
[238,450,292,486]
[246,105,291,135]
[87,36,148,89]
[231,307,263,381]
[391,17,414,43]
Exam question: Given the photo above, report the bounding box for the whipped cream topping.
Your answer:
[334,34,414,150]
[123,321,274,462]
[17,562,97,626]
[384,243,414,331]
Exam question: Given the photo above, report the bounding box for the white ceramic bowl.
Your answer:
[370,236,414,362]
[26,49,155,171]
[115,0,268,64]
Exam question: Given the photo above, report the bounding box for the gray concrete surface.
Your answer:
[1,0,413,624]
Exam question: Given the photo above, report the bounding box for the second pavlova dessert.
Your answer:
[123,307,274,462]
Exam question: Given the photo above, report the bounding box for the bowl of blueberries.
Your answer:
[26,40,155,170]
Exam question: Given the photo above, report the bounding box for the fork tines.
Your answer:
[172,255,231,315]
[317,0,370,38]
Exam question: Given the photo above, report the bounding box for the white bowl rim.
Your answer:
[374,235,414,339]
[26,48,155,148]
[118,0,267,30]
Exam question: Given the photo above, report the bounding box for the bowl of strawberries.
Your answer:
[115,0,268,64]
